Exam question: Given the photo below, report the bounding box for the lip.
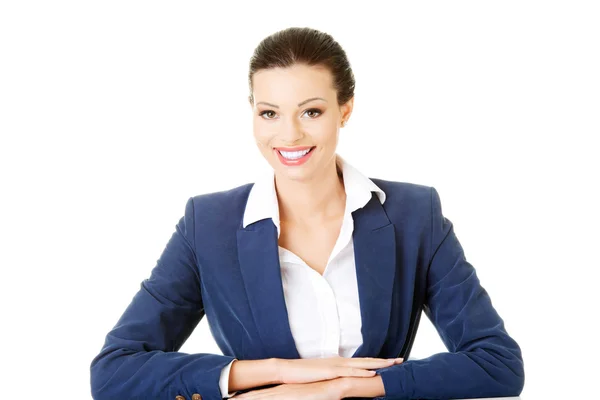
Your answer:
[274,146,315,166]
[273,146,314,152]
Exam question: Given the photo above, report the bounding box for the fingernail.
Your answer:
[396,358,404,362]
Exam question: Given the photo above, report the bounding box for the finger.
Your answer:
[363,356,403,364]
[368,357,403,365]
[345,358,399,368]
[339,367,377,378]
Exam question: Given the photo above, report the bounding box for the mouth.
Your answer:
[274,146,316,166]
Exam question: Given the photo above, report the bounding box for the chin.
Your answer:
[275,165,316,181]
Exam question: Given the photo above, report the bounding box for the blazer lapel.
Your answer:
[351,193,397,358]
[237,218,301,360]
[236,193,396,360]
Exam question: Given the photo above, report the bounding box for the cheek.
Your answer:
[253,127,274,149]
[305,123,337,143]
[305,114,337,133]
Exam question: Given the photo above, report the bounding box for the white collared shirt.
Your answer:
[219,155,386,398]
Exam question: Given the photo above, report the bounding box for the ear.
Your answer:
[340,96,354,122]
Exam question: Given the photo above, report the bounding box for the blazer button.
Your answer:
[175,396,185,400]
[192,394,202,400]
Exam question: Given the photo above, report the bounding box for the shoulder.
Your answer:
[186,182,254,222]
[371,178,448,249]
[370,177,433,208]
[191,181,254,205]
[369,177,448,226]
[371,177,448,235]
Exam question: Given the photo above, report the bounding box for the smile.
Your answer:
[274,146,315,166]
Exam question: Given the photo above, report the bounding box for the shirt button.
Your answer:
[192,394,202,400]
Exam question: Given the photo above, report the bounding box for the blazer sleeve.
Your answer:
[375,187,525,400]
[90,197,236,400]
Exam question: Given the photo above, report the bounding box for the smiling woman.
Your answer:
[251,66,351,184]
[90,27,524,400]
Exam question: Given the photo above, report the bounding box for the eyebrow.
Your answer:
[256,97,327,109]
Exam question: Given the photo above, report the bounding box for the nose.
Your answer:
[279,117,304,144]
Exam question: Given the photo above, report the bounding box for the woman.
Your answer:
[90,27,524,400]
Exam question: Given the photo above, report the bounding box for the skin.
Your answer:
[250,63,352,228]
[243,63,395,399]
[234,377,390,399]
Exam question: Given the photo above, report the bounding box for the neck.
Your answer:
[275,156,345,226]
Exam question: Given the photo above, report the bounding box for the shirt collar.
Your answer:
[243,154,386,234]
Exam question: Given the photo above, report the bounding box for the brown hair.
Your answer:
[248,27,356,106]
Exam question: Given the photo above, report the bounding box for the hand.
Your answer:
[233,379,344,400]
[276,355,403,384]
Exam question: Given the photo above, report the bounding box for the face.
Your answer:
[250,63,353,183]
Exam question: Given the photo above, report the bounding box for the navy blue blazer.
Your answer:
[90,179,525,400]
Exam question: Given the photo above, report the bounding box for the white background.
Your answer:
[1,1,598,399]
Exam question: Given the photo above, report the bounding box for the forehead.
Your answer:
[252,64,335,104]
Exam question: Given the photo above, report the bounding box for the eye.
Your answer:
[303,108,322,118]
[259,110,277,120]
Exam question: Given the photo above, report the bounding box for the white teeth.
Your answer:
[279,148,311,160]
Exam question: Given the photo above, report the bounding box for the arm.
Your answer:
[227,358,281,392]
[90,197,236,399]
[219,358,282,398]
[371,187,525,400]
[219,360,238,398]
[337,376,386,398]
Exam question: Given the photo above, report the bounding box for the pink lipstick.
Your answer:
[274,146,315,166]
